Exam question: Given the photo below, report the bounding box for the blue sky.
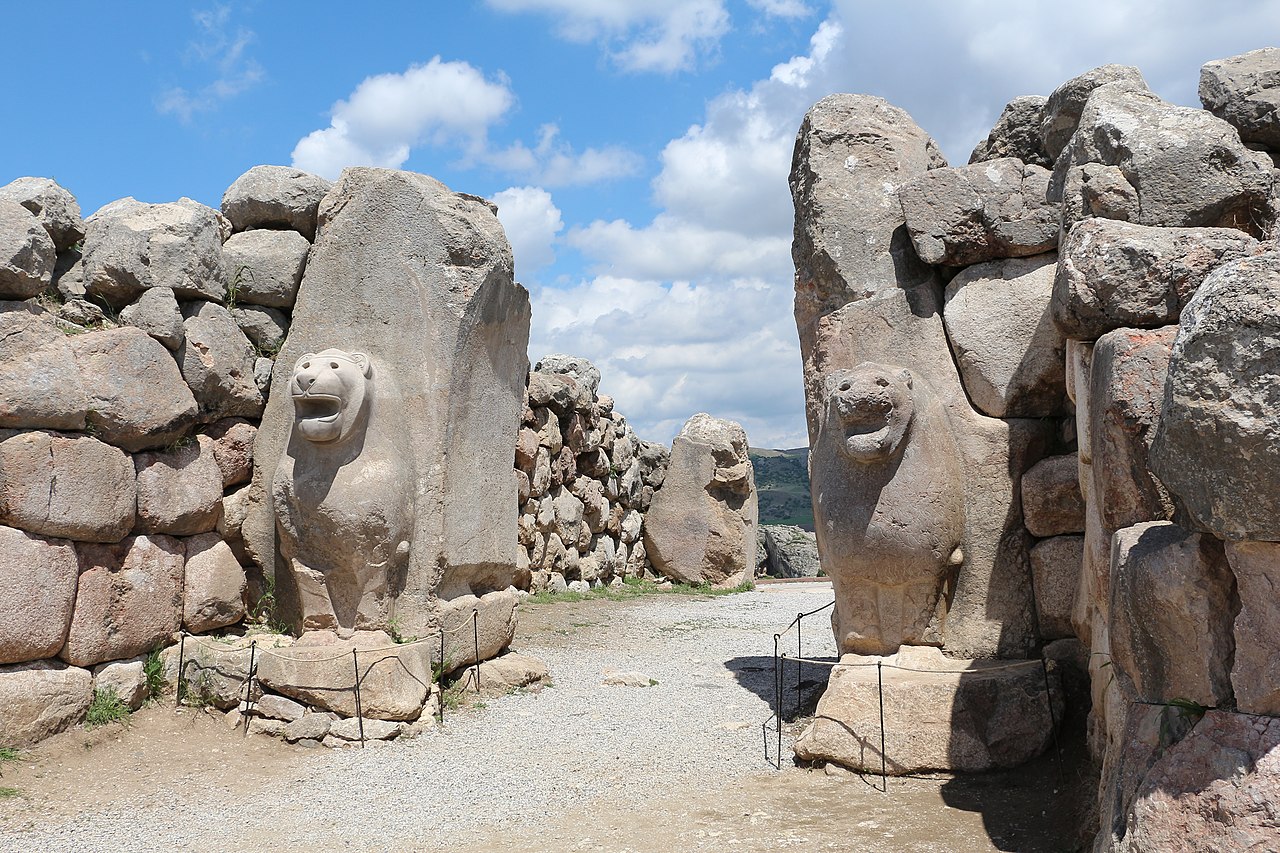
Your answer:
[2,1,1276,448]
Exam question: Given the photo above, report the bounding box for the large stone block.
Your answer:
[793,646,1062,774]
[1108,522,1234,707]
[642,414,758,588]
[0,526,78,665]
[760,524,820,578]
[968,95,1050,168]
[0,659,92,746]
[134,435,224,535]
[178,300,264,422]
[900,158,1058,266]
[0,430,136,542]
[61,535,184,668]
[943,253,1067,418]
[1200,47,1280,148]
[0,302,87,431]
[1040,64,1148,160]
[183,533,246,635]
[0,198,56,298]
[1224,541,1280,715]
[1052,218,1260,340]
[81,197,229,306]
[1021,454,1084,537]
[1151,252,1280,540]
[221,165,332,241]
[244,168,530,636]
[119,286,184,350]
[1029,535,1082,640]
[222,229,310,309]
[0,177,85,251]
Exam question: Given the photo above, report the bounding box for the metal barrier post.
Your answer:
[877,661,888,792]
[352,649,366,748]
[175,633,186,708]
[438,627,446,725]
[796,611,803,714]
[241,640,258,732]
[772,633,781,770]
[779,653,787,769]
[473,610,480,693]
[1040,655,1064,787]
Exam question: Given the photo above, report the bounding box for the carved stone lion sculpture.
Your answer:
[273,348,413,632]
[810,362,965,654]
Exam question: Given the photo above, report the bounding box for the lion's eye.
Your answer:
[875,377,889,387]
[330,362,339,369]
[302,362,311,369]
[838,382,850,392]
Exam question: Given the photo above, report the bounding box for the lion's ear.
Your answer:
[899,369,912,390]
[295,352,317,371]
[350,352,372,377]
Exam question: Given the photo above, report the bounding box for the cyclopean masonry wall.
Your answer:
[791,48,1280,852]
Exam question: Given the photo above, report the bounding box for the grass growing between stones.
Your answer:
[0,787,19,799]
[85,688,130,729]
[143,648,166,703]
[522,577,755,606]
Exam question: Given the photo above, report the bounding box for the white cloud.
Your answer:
[291,58,515,179]
[568,216,792,282]
[493,186,564,277]
[485,124,643,187]
[155,4,263,122]
[485,0,730,72]
[747,0,812,18]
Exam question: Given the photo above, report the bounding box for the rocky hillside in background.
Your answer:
[748,447,812,530]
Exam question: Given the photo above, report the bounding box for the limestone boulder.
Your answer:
[793,646,1062,774]
[205,417,256,488]
[178,300,264,421]
[92,656,148,710]
[70,326,199,451]
[221,165,332,241]
[81,197,228,306]
[1224,542,1280,715]
[119,286,184,349]
[230,304,289,354]
[1040,64,1148,160]
[0,430,135,542]
[968,95,1050,168]
[942,253,1067,418]
[0,199,56,298]
[216,484,253,565]
[900,158,1058,266]
[439,590,519,670]
[61,535,184,668]
[1052,218,1260,340]
[643,414,757,587]
[1108,522,1234,707]
[760,525,820,578]
[1090,326,1176,533]
[1055,84,1274,233]
[1020,454,1084,537]
[0,526,78,665]
[0,302,86,430]
[0,660,92,746]
[1199,47,1280,148]
[168,633,293,710]
[534,354,601,398]
[528,372,590,416]
[183,533,246,634]
[458,651,549,692]
[1121,711,1280,853]
[222,229,310,309]
[1029,535,1082,640]
[0,177,85,251]
[1151,253,1280,540]
[134,435,223,535]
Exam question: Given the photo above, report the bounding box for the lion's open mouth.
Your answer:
[293,393,342,423]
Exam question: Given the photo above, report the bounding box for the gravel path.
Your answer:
[2,583,838,853]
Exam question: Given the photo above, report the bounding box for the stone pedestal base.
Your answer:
[793,646,1062,774]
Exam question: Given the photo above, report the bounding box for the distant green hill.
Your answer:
[749,447,813,531]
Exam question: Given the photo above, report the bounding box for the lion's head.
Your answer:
[289,348,371,443]
[823,363,915,463]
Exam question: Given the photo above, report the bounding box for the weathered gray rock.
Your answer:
[794,646,1062,773]
[70,326,198,451]
[251,693,305,722]
[167,633,293,711]
[643,414,757,587]
[1020,454,1084,537]
[216,484,253,565]
[328,716,406,741]
[134,435,223,535]
[1200,47,1280,148]
[1224,541,1280,715]
[0,660,92,746]
[179,300,264,422]
[0,526,78,665]
[1120,711,1280,853]
[51,247,84,300]
[1151,253,1280,540]
[222,228,310,309]
[61,535,184,668]
[230,304,289,354]
[1052,218,1260,339]
[0,198,56,298]
[245,168,530,637]
[760,524,820,578]
[1108,522,1234,707]
[534,354,601,398]
[119,286,184,349]
[457,651,549,693]
[283,712,332,742]
[900,158,1058,266]
[92,656,148,710]
[1056,84,1275,233]
[205,417,256,488]
[1090,326,1176,533]
[56,297,113,330]
[0,430,136,542]
[0,302,87,430]
[81,198,229,306]
[183,532,246,634]
[1040,64,1148,160]
[221,165,332,241]
[943,253,1067,417]
[0,177,85,251]
[527,372,590,416]
[969,95,1050,168]
[1030,535,1082,640]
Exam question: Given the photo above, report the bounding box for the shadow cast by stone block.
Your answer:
[724,654,833,723]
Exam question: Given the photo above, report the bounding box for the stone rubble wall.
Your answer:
[794,47,1280,848]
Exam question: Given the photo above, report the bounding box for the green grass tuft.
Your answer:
[85,687,129,729]
[0,786,19,799]
[143,647,166,702]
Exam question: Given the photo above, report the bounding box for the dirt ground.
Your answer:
[0,588,1096,852]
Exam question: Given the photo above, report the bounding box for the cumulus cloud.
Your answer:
[493,186,564,277]
[291,58,514,179]
[155,4,263,122]
[747,0,813,18]
[486,124,643,187]
[485,0,730,72]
